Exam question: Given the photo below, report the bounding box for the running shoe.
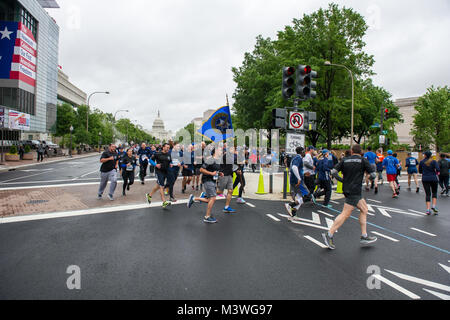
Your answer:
[223,207,236,213]
[392,193,398,198]
[196,186,199,191]
[203,216,217,223]
[107,194,114,201]
[187,194,194,208]
[236,198,246,204]
[127,185,130,191]
[441,189,446,195]
[426,210,431,215]
[164,189,169,196]
[97,194,102,200]
[360,235,377,245]
[431,207,439,215]
[322,233,335,250]
[141,181,145,185]
[416,187,420,193]
[200,192,206,199]
[170,197,177,203]
[162,201,171,209]
[284,203,296,217]
[311,193,317,204]
[145,193,152,204]
[374,187,378,194]
[324,204,333,209]
[407,187,411,191]
[365,186,370,191]
[217,193,225,198]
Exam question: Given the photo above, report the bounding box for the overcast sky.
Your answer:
[46,0,450,133]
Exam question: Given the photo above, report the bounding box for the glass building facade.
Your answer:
[0,0,59,144]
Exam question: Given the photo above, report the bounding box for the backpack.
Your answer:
[439,159,449,175]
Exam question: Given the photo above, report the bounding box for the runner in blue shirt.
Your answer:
[405,152,420,193]
[382,150,400,198]
[364,146,379,194]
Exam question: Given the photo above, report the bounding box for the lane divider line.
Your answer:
[246,203,256,208]
[422,289,450,300]
[372,274,421,300]
[304,235,328,249]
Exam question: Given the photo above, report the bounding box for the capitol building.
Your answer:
[149,111,173,142]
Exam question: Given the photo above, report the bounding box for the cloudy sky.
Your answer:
[46,0,450,133]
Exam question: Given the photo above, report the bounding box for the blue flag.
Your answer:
[197,106,234,142]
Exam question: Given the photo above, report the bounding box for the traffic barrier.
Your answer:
[255,168,267,194]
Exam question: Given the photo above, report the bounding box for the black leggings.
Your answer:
[122,170,135,192]
[422,181,438,202]
[232,172,246,197]
[439,175,449,191]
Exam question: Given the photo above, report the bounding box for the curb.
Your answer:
[0,153,99,173]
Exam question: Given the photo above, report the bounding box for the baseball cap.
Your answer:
[322,149,329,154]
[387,150,393,155]
[424,151,432,158]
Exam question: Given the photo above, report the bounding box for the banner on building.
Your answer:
[8,110,30,131]
[0,106,4,128]
[0,21,37,87]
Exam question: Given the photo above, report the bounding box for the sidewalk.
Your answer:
[0,152,99,172]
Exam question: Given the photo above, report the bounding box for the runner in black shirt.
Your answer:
[322,144,377,250]
[145,143,172,208]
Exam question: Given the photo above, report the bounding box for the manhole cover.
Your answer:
[26,200,49,204]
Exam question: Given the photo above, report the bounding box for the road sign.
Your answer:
[286,133,305,155]
[379,135,386,144]
[289,112,304,130]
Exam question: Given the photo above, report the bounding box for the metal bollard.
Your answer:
[283,170,287,199]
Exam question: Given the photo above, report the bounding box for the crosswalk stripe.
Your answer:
[372,275,421,299]
[304,235,328,249]
[410,228,436,237]
[245,202,256,208]
[266,214,280,222]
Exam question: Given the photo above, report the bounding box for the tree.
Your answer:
[55,103,76,136]
[411,86,450,152]
[231,3,377,148]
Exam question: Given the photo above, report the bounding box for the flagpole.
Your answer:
[226,94,229,106]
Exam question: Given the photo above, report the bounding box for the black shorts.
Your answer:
[156,171,168,186]
[182,168,193,176]
[344,193,362,207]
[194,164,202,175]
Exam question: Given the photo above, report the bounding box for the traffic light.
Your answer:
[296,65,317,100]
[272,108,286,129]
[384,108,389,120]
[282,67,295,100]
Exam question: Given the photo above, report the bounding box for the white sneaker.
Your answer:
[236,198,246,204]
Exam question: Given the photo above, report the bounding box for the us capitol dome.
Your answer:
[149,110,173,142]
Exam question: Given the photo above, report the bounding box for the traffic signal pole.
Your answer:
[380,106,384,153]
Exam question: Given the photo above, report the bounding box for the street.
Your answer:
[1,175,448,299]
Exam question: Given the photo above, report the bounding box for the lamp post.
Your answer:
[324,61,354,149]
[87,91,110,132]
[69,125,73,158]
[113,109,129,121]
[98,132,102,153]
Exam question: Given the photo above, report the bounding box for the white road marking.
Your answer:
[410,228,436,237]
[317,210,334,218]
[371,231,399,242]
[372,274,421,300]
[423,289,450,300]
[330,200,339,204]
[385,269,450,293]
[79,170,99,178]
[325,217,335,231]
[266,214,280,222]
[304,235,328,249]
[246,202,255,208]
[366,204,376,213]
[438,263,450,274]
[408,209,427,216]
[290,220,329,231]
[292,212,321,224]
[0,199,191,224]
[0,170,55,183]
[367,199,382,203]
[377,208,392,218]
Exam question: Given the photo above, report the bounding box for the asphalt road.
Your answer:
[1,182,448,300]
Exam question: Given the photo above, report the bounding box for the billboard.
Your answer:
[0,21,37,87]
[8,110,30,131]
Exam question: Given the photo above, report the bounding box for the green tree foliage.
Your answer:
[231,3,401,148]
[411,86,450,152]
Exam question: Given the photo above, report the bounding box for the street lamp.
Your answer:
[324,61,355,149]
[69,125,74,158]
[87,91,110,132]
[113,109,129,121]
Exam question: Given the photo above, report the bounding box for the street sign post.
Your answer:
[289,112,304,130]
[379,135,386,144]
[286,132,305,155]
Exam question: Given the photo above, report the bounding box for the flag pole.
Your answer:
[226,94,229,106]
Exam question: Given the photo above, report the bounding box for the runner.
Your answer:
[405,152,420,193]
[383,150,400,198]
[233,147,246,204]
[376,149,385,185]
[284,146,310,218]
[303,146,316,199]
[419,151,440,215]
[313,149,333,208]
[438,153,449,196]
[98,144,119,201]
[145,143,172,209]
[364,146,379,194]
[193,143,204,191]
[181,144,195,194]
[120,147,138,196]
[322,144,377,250]
[393,153,402,191]
[187,148,221,223]
[218,146,236,213]
[167,142,182,202]
[137,143,151,184]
